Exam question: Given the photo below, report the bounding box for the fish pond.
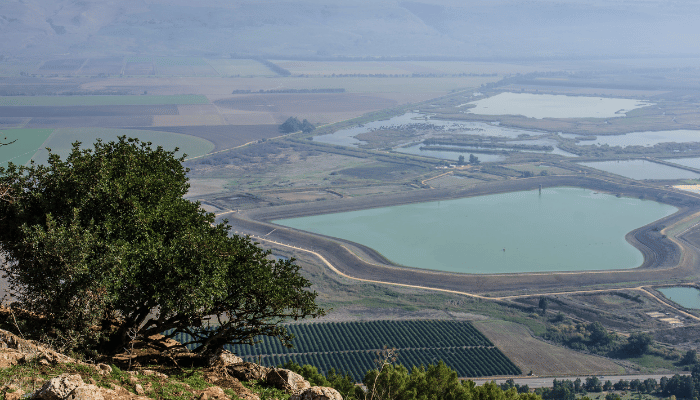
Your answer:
[275,187,676,274]
[561,130,700,147]
[658,287,700,309]
[579,160,700,180]
[465,92,651,119]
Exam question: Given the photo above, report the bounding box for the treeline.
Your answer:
[255,58,291,76]
[423,138,554,151]
[283,359,539,400]
[533,367,700,400]
[314,73,497,78]
[232,88,345,94]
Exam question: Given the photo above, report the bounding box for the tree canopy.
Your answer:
[0,136,324,355]
[280,117,315,133]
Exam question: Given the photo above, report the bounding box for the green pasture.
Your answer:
[0,95,209,106]
[29,128,214,165]
[0,129,54,168]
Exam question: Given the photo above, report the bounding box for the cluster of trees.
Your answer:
[286,360,539,400]
[280,117,315,133]
[457,154,480,165]
[534,366,700,400]
[543,321,653,358]
[0,137,324,356]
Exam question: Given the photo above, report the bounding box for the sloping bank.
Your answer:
[226,176,700,297]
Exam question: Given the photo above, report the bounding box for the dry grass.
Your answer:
[474,320,626,377]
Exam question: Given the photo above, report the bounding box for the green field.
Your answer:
[213,320,520,380]
[247,347,520,381]
[0,129,54,167]
[29,128,214,165]
[0,95,209,106]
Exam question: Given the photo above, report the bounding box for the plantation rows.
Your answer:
[242,347,521,381]
[227,320,494,356]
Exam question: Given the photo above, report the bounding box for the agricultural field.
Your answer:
[0,128,54,167]
[474,320,626,377]
[217,320,520,380]
[0,95,208,106]
[247,347,520,381]
[28,128,214,164]
[206,59,275,77]
[136,125,282,152]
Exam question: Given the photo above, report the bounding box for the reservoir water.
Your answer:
[658,287,700,309]
[466,93,651,119]
[579,160,700,180]
[275,187,676,274]
[561,130,700,147]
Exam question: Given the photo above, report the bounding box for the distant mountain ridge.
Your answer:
[1,0,700,60]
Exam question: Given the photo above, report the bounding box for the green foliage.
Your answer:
[281,361,362,399]
[280,117,315,133]
[362,361,540,400]
[622,332,653,356]
[543,321,621,356]
[0,137,323,355]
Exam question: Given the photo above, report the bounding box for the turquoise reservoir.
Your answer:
[658,287,700,309]
[275,187,677,274]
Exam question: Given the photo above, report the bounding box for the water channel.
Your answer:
[275,187,676,274]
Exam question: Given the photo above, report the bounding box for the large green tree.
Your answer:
[0,137,323,355]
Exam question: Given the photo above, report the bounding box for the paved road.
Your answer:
[471,373,691,388]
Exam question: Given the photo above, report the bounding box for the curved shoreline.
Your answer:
[225,175,700,296]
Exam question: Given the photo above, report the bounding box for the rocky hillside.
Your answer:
[0,328,342,400]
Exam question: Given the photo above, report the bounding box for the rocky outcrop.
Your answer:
[0,328,77,367]
[30,374,150,400]
[208,349,243,367]
[291,387,344,400]
[227,362,270,381]
[34,374,84,400]
[266,368,311,395]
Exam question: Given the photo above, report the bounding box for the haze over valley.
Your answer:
[4,0,700,390]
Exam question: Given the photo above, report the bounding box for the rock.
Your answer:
[208,349,243,367]
[66,384,104,400]
[290,387,343,400]
[33,374,84,400]
[141,369,168,379]
[0,349,25,368]
[198,386,229,400]
[266,368,310,395]
[95,363,112,376]
[227,362,270,381]
[5,389,24,400]
[134,384,145,396]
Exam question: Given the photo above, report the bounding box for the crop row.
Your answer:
[227,320,494,356]
[241,347,521,381]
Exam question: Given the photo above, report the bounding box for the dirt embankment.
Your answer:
[226,175,700,297]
